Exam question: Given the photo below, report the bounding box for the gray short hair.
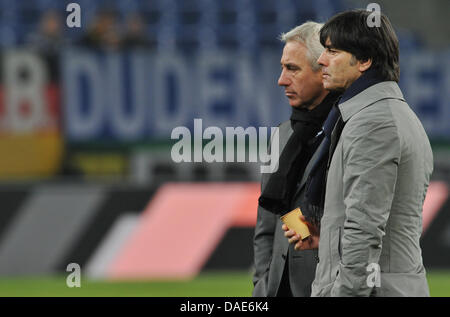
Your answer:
[280,21,324,72]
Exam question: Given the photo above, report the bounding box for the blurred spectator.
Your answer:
[26,10,66,80]
[27,10,66,54]
[122,13,152,49]
[79,8,121,51]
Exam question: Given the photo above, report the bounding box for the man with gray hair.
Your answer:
[253,22,340,296]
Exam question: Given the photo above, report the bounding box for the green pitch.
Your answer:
[0,270,448,297]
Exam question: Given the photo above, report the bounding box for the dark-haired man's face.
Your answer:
[317,38,365,92]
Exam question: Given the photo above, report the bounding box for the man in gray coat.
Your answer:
[253,22,340,297]
[286,10,433,296]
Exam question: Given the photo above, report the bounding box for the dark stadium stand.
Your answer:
[0,0,347,49]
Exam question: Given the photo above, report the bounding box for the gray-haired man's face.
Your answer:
[278,41,327,110]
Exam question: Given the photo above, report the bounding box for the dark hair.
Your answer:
[320,9,400,82]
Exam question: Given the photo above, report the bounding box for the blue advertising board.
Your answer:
[61,49,450,142]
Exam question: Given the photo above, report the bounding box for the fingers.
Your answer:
[295,237,309,251]
[285,230,299,240]
[288,234,300,244]
[294,236,319,250]
[283,223,314,246]
[283,227,300,244]
[284,228,294,238]
[294,239,302,251]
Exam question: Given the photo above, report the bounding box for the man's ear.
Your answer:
[358,58,372,72]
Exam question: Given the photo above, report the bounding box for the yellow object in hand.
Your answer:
[280,207,311,240]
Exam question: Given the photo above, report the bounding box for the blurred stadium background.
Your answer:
[0,0,448,296]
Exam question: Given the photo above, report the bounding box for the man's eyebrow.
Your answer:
[324,44,338,50]
[281,62,299,68]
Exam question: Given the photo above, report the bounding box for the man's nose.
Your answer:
[278,70,289,86]
[317,51,327,67]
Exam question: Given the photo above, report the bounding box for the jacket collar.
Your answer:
[340,68,384,103]
[338,81,405,122]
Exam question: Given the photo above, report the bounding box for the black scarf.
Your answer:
[258,92,339,215]
[302,104,342,225]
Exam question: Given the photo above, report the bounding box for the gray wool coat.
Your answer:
[311,81,433,297]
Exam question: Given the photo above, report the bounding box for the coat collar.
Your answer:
[338,81,405,122]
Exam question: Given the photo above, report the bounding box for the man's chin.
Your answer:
[291,103,310,109]
[324,83,344,92]
[322,81,333,90]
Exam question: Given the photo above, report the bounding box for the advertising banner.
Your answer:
[61,49,450,142]
[0,51,62,178]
